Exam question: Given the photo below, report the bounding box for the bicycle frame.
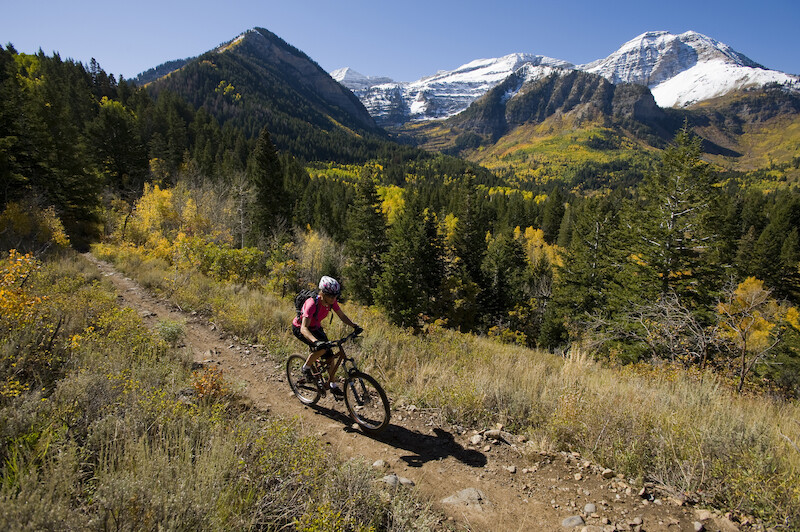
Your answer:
[315,331,361,389]
[287,330,390,432]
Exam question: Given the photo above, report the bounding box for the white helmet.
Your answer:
[318,276,341,296]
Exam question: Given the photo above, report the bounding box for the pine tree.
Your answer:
[375,192,444,328]
[753,196,800,299]
[540,196,624,348]
[86,97,148,191]
[481,230,528,324]
[450,174,488,287]
[623,125,717,306]
[344,170,388,305]
[541,187,565,244]
[248,127,286,238]
[0,45,29,207]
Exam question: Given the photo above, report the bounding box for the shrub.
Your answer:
[0,202,70,256]
[2,252,446,530]
[156,318,185,346]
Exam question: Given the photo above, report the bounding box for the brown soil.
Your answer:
[86,253,745,532]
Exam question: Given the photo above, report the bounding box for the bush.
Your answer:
[0,202,70,256]
[1,253,443,531]
[156,318,185,346]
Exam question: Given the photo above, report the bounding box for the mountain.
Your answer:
[143,27,385,162]
[133,58,193,86]
[334,31,800,124]
[448,66,666,141]
[581,31,800,108]
[332,54,573,126]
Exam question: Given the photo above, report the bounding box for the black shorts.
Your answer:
[292,324,328,351]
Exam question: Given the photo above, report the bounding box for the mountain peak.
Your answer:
[337,30,799,121]
[582,30,798,107]
[331,67,395,91]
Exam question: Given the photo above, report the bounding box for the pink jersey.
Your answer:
[292,295,339,328]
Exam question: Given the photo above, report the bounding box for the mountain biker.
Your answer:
[292,276,361,396]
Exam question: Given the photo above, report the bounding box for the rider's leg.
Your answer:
[326,357,336,384]
[304,348,326,370]
[326,355,343,385]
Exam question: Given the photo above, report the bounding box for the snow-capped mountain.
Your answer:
[333,31,799,124]
[581,31,800,108]
[329,67,394,92]
[332,54,573,126]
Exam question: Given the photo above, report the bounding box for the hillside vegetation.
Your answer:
[89,190,800,527]
[2,44,800,530]
[0,249,439,530]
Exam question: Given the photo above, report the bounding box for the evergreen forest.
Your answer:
[2,44,800,529]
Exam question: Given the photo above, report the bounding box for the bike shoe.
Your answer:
[329,382,344,399]
[302,366,314,383]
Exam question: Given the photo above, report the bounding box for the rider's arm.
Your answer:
[299,316,320,344]
[334,306,358,329]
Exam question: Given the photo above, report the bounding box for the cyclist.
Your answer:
[292,276,361,396]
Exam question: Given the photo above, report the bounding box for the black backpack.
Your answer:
[294,288,319,319]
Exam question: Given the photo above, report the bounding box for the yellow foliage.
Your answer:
[149,158,170,182]
[0,202,70,251]
[442,213,459,245]
[128,183,179,246]
[716,277,778,353]
[191,366,230,401]
[786,306,800,330]
[517,226,563,268]
[0,250,46,330]
[488,324,527,346]
[0,376,29,399]
[376,185,404,224]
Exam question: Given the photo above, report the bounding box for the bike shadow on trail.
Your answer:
[307,403,487,469]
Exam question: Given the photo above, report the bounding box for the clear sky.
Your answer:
[2,0,799,81]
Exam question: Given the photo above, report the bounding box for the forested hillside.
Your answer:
[2,41,800,529]
[2,42,799,392]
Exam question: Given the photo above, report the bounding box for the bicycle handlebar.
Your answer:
[326,330,362,349]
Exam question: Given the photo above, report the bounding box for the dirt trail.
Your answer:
[86,253,734,532]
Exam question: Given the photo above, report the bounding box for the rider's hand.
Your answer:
[353,325,363,336]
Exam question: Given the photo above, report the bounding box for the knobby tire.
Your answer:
[286,354,320,405]
[344,371,390,433]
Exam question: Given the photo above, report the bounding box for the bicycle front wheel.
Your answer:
[344,371,390,433]
[286,354,320,405]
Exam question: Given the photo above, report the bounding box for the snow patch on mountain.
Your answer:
[651,59,800,107]
[334,30,800,124]
[334,53,573,125]
[330,68,395,91]
[581,31,799,107]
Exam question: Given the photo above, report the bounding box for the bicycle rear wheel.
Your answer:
[286,354,320,405]
[344,371,390,433]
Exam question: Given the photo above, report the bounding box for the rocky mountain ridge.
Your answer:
[333,30,800,126]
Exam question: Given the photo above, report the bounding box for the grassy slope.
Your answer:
[396,116,660,190]
[0,252,439,530]
[91,242,800,528]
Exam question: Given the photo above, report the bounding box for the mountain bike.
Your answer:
[286,330,390,433]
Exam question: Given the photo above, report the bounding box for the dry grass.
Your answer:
[0,252,444,531]
[92,242,800,528]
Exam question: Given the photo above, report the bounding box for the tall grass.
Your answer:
[93,243,800,528]
[0,252,442,531]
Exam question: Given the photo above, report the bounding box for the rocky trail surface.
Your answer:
[86,253,746,532]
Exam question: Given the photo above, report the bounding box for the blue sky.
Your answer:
[2,0,798,81]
